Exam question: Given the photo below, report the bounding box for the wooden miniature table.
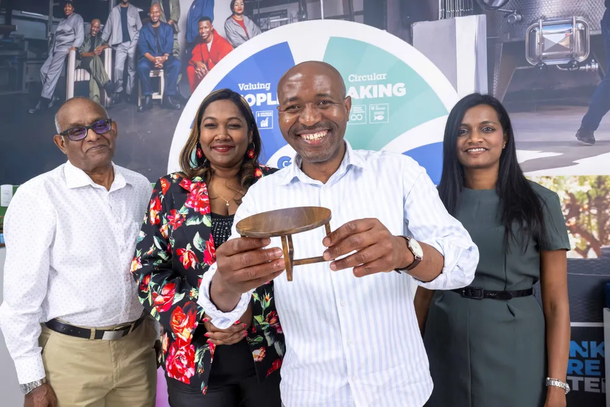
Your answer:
[235,207,332,281]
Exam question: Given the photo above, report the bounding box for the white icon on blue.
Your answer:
[256,110,274,130]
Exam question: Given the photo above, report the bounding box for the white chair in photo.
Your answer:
[66,48,113,107]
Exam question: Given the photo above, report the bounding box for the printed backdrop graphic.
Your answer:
[167,19,460,184]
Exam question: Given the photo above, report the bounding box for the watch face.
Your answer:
[408,238,424,258]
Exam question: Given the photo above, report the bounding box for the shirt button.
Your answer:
[347,339,353,346]
[340,300,346,307]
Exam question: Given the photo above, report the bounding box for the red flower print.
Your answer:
[265,311,279,326]
[152,283,176,313]
[170,302,198,342]
[149,196,162,225]
[267,358,282,376]
[177,247,199,269]
[160,224,169,240]
[166,339,196,384]
[167,209,185,229]
[208,341,216,356]
[203,239,216,265]
[180,179,210,215]
[139,274,151,292]
[160,178,170,195]
[130,257,142,273]
[252,347,266,362]
[255,168,263,178]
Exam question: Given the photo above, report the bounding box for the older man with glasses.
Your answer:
[0,97,158,407]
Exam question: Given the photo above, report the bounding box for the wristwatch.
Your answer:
[20,378,46,395]
[395,236,423,272]
[546,377,570,394]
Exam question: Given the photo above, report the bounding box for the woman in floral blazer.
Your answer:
[131,89,284,406]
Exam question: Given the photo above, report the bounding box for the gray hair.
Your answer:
[54,97,109,134]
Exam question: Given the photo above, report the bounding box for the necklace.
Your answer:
[210,185,243,207]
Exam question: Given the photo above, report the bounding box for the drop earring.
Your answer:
[246,143,255,159]
[196,142,208,167]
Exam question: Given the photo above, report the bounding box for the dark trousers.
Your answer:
[137,57,180,97]
[582,10,610,132]
[166,369,281,407]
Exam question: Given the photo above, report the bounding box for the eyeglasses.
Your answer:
[59,119,113,141]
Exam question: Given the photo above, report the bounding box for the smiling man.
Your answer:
[0,98,158,407]
[137,4,181,111]
[187,16,233,92]
[197,61,480,407]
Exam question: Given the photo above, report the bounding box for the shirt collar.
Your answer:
[278,140,367,186]
[64,160,129,191]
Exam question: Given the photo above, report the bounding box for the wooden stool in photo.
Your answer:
[235,207,332,282]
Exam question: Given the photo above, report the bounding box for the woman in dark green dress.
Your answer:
[415,94,571,407]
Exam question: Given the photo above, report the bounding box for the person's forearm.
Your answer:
[403,241,444,282]
[413,286,435,335]
[210,272,243,312]
[545,301,570,381]
[81,52,94,58]
[145,53,156,63]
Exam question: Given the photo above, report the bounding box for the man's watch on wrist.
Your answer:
[20,378,47,395]
[546,377,570,394]
[395,236,423,273]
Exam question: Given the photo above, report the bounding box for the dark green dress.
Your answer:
[423,181,570,407]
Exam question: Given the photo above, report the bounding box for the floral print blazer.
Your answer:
[131,167,284,393]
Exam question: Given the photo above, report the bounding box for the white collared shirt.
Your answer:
[0,161,152,384]
[198,142,479,407]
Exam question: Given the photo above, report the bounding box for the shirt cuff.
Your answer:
[417,238,478,290]
[14,355,46,385]
[197,268,253,330]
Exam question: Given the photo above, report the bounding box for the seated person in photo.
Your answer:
[224,0,262,48]
[187,17,233,93]
[186,0,215,54]
[137,4,181,111]
[77,19,115,103]
[151,0,181,57]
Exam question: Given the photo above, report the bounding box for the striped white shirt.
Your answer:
[199,142,478,407]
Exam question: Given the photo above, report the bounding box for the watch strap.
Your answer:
[395,236,422,272]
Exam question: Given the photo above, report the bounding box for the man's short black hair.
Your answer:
[198,16,212,24]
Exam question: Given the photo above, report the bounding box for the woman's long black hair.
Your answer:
[437,93,546,250]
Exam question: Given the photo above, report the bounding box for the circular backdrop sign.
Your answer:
[167,20,459,184]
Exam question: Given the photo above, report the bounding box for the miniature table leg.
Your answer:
[281,234,294,281]
[280,221,331,282]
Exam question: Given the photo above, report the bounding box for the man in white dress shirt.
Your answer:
[0,97,157,407]
[197,61,480,407]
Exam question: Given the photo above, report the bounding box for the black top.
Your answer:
[120,6,130,43]
[153,25,161,54]
[210,213,234,249]
[89,38,96,53]
[208,212,257,385]
[163,0,172,21]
